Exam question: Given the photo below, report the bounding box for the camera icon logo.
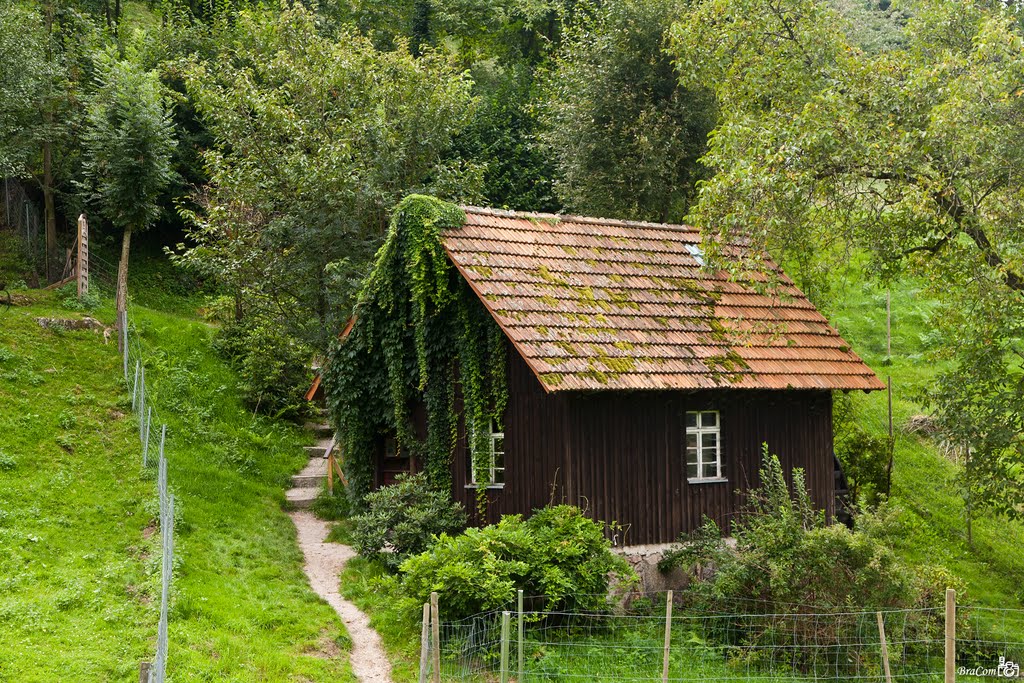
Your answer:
[997,657,1020,679]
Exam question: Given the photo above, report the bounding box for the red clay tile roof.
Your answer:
[441,206,884,393]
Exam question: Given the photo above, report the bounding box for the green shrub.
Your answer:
[351,473,466,571]
[0,450,16,471]
[659,445,943,675]
[58,283,102,312]
[212,318,311,420]
[311,485,351,521]
[663,445,917,610]
[834,393,891,506]
[400,505,636,620]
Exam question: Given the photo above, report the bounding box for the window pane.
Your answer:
[703,461,718,479]
[686,446,698,466]
[702,411,717,428]
[701,433,717,450]
[687,462,698,479]
[493,467,504,484]
[685,412,698,429]
[492,436,504,453]
[686,433,697,449]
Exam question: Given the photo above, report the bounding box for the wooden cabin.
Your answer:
[366,206,883,546]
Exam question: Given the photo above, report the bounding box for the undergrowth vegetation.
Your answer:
[0,284,355,681]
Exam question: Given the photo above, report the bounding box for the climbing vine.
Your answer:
[324,195,509,513]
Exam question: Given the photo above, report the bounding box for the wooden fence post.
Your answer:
[327,450,334,495]
[662,590,673,683]
[418,602,430,683]
[121,311,128,379]
[431,592,441,683]
[877,611,892,683]
[945,588,956,683]
[517,589,524,682]
[76,214,88,298]
[500,611,511,683]
[138,661,151,683]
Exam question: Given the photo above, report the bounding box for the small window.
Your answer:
[384,437,400,459]
[686,411,723,483]
[470,420,505,487]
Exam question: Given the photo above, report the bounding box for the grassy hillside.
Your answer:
[829,266,1024,608]
[0,285,355,681]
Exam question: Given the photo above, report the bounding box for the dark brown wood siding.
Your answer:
[448,347,836,545]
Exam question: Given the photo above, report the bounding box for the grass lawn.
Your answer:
[0,286,355,681]
[829,266,1024,609]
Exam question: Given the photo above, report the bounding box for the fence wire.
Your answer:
[88,250,176,683]
[431,594,1024,683]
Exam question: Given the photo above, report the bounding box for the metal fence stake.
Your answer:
[418,602,430,683]
[662,590,673,683]
[431,592,441,683]
[132,360,141,411]
[945,588,956,683]
[517,589,524,682]
[142,407,152,467]
[157,424,166,469]
[500,611,511,683]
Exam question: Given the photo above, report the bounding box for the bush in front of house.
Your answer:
[661,445,919,610]
[400,505,637,620]
[351,473,467,571]
[659,445,950,675]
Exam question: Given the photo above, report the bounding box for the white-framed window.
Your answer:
[686,410,723,482]
[470,420,505,487]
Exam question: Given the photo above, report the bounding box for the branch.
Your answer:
[964,224,1024,292]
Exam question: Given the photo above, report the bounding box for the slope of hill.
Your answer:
[829,267,1024,608]
[0,286,355,681]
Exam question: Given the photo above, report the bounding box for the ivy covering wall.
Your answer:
[324,195,508,512]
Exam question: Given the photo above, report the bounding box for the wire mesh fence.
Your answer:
[423,591,1024,683]
[85,247,176,683]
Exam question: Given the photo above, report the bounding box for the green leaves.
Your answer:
[175,5,481,350]
[80,53,176,234]
[539,0,714,222]
[326,195,507,508]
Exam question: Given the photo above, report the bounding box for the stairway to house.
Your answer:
[286,421,334,510]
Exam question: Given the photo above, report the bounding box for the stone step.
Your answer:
[291,474,325,489]
[304,445,327,458]
[286,487,319,509]
[304,421,333,437]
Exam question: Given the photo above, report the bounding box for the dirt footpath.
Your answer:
[290,510,394,683]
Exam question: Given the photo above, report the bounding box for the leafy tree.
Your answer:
[80,54,176,315]
[539,0,715,222]
[0,3,72,280]
[670,0,1024,525]
[452,64,557,211]
[174,6,480,350]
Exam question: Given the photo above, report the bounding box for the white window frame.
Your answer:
[469,420,505,488]
[686,410,725,483]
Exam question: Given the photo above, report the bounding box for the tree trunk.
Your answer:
[234,289,243,322]
[42,0,57,283]
[116,226,132,321]
[43,140,57,282]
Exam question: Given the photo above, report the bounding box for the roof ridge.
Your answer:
[460,205,699,234]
